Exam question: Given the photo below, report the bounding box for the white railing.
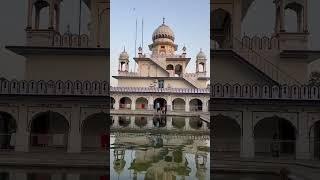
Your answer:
[29,133,68,152]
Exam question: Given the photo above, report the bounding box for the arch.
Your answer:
[254,116,296,158]
[284,2,304,32]
[119,97,132,109]
[0,111,17,150]
[135,97,148,110]
[172,117,185,129]
[81,112,109,152]
[213,115,241,156]
[189,98,203,112]
[153,116,166,128]
[174,64,183,77]
[198,62,205,72]
[189,117,203,130]
[118,116,131,127]
[154,98,167,112]
[309,120,320,160]
[166,64,174,70]
[172,98,185,111]
[211,8,232,48]
[134,116,148,127]
[29,111,69,152]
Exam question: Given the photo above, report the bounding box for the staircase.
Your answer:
[150,57,202,88]
[232,38,301,85]
[182,74,201,88]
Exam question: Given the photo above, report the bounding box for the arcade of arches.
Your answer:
[212,108,320,160]
[111,95,209,112]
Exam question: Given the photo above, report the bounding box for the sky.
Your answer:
[0,0,319,83]
[110,0,210,85]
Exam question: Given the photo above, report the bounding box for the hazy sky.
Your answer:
[110,0,210,85]
[0,0,319,83]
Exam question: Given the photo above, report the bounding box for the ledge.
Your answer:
[5,46,110,56]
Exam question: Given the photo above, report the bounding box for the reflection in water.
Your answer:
[110,115,210,180]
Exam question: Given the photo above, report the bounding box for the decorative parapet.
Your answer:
[210,84,320,100]
[1,78,320,100]
[0,79,208,96]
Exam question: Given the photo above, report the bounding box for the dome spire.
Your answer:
[162,17,165,25]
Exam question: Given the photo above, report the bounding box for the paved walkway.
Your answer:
[212,157,320,180]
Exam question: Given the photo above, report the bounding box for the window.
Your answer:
[158,80,164,88]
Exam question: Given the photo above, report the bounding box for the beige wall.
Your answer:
[26,55,108,81]
[213,56,268,84]
[118,78,194,88]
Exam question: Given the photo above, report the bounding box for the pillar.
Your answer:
[167,117,173,130]
[27,0,33,29]
[130,116,135,128]
[240,109,254,158]
[131,98,136,110]
[185,117,190,131]
[296,111,311,159]
[114,97,119,110]
[55,6,60,31]
[185,97,190,112]
[112,116,119,128]
[167,96,172,111]
[49,1,54,29]
[148,96,154,110]
[15,105,29,152]
[147,116,153,129]
[68,105,81,153]
[303,0,308,32]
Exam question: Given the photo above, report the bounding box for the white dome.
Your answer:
[152,22,175,42]
[196,49,206,59]
[119,50,129,60]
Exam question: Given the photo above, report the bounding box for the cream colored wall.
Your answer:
[278,59,309,84]
[138,61,168,77]
[117,78,194,88]
[26,55,108,81]
[213,56,269,84]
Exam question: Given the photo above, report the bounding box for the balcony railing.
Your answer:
[29,133,68,152]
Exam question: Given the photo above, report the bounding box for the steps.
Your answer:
[232,38,301,85]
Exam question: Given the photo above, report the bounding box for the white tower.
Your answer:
[196,49,207,75]
[118,48,129,72]
[274,0,309,50]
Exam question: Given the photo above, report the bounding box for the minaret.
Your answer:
[118,47,129,72]
[196,49,207,75]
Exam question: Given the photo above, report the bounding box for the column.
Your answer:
[27,0,33,29]
[296,111,311,159]
[203,98,208,112]
[185,117,190,131]
[68,105,81,153]
[166,117,173,130]
[167,96,172,111]
[131,98,136,110]
[240,109,254,158]
[185,97,190,112]
[49,2,54,29]
[147,116,153,129]
[303,0,308,32]
[114,97,119,110]
[55,6,60,31]
[148,96,154,110]
[112,116,119,128]
[35,8,40,29]
[15,105,29,152]
[130,116,135,129]
[279,1,285,32]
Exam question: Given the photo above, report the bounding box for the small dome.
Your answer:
[119,49,129,60]
[196,49,206,60]
[152,20,175,42]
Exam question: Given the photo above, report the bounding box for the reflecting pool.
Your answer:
[110,115,210,180]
